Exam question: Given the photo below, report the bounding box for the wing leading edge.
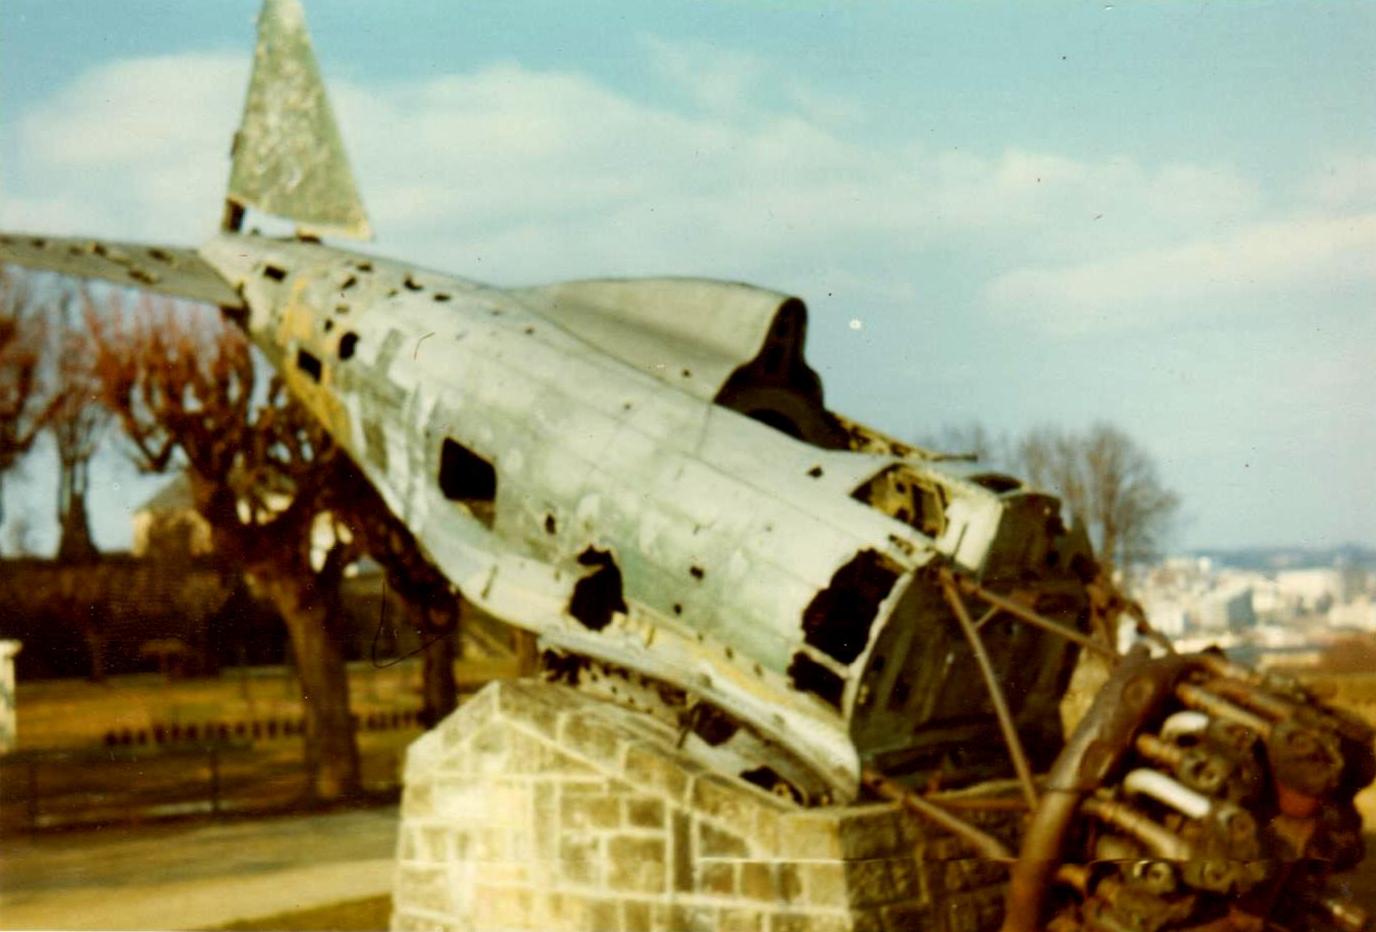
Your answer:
[0,233,243,309]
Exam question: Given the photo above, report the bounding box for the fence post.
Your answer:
[209,745,221,815]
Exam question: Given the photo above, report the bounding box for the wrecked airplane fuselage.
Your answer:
[202,232,1096,802]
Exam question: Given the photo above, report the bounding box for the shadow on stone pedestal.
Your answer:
[391,680,1014,932]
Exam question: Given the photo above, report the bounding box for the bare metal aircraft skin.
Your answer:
[5,2,1372,928]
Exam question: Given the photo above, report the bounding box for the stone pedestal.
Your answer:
[0,640,19,754]
[392,680,1014,932]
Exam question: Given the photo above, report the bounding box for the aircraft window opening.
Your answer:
[339,332,359,360]
[262,264,287,281]
[404,275,423,291]
[335,303,350,314]
[807,465,823,478]
[852,465,947,538]
[295,348,322,382]
[323,319,334,333]
[433,293,452,302]
[340,275,357,290]
[438,438,497,515]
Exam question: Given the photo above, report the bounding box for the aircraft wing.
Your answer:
[0,232,243,309]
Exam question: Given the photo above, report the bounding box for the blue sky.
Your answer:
[1,1,1374,553]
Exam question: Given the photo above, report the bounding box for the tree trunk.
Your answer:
[57,488,98,563]
[420,628,458,728]
[256,569,360,802]
[83,627,106,683]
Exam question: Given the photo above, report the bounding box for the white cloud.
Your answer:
[0,45,1364,335]
[985,213,1376,333]
[3,52,247,242]
[640,35,768,117]
[1307,154,1376,210]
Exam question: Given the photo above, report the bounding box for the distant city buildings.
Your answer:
[1125,550,1376,667]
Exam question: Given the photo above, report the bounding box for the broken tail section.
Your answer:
[223,0,372,240]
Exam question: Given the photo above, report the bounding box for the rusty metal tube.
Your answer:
[1160,710,1210,742]
[940,574,1039,810]
[1081,796,1194,860]
[1203,677,1295,722]
[945,570,1118,661]
[1176,682,1273,737]
[861,768,1014,862]
[1122,767,1212,820]
[1135,732,1185,769]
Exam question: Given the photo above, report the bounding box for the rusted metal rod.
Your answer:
[1176,682,1273,737]
[927,796,1030,811]
[940,575,1040,811]
[972,605,1000,631]
[1135,732,1185,770]
[942,570,1118,661]
[1081,796,1194,861]
[861,768,1014,862]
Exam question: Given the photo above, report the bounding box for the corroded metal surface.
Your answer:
[198,231,1096,802]
[226,0,371,239]
[0,233,243,308]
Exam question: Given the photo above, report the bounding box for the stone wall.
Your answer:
[392,680,1014,932]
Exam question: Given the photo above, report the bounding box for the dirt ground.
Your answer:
[0,806,399,931]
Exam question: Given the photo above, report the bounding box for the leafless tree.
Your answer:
[1016,422,1179,571]
[923,420,1180,572]
[0,268,49,533]
[49,290,110,563]
[923,422,1007,465]
[93,295,465,791]
[93,297,364,800]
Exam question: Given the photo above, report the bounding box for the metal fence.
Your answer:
[0,724,418,832]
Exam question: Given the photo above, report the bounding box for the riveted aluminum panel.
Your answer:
[227,0,371,239]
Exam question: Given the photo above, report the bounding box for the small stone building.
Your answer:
[393,680,1014,932]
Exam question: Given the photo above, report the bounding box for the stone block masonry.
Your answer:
[392,680,1014,931]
